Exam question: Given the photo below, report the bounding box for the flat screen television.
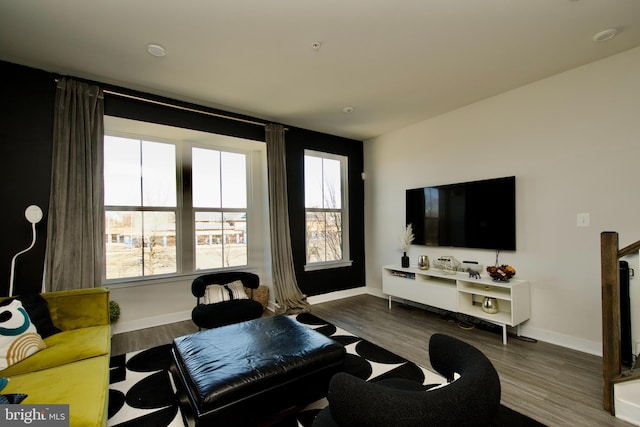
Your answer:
[406,176,516,251]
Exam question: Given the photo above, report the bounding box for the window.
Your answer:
[104,136,178,279]
[192,148,247,270]
[304,150,351,270]
[103,118,257,282]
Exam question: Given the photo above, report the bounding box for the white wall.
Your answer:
[364,46,640,355]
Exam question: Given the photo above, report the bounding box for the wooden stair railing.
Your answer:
[601,232,640,414]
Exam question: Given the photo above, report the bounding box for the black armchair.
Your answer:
[313,333,501,427]
[191,272,264,329]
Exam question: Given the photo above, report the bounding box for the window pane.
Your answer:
[306,211,343,263]
[105,211,143,279]
[323,158,341,209]
[221,152,247,208]
[195,211,247,269]
[195,211,223,269]
[224,212,247,267]
[142,211,177,276]
[325,211,343,261]
[142,141,176,207]
[104,136,141,206]
[104,211,177,279]
[306,211,326,263]
[305,155,323,208]
[192,148,221,208]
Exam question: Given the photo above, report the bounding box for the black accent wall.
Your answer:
[0,60,365,298]
[1,61,55,297]
[285,127,365,296]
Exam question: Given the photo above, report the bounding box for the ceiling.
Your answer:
[1,1,639,141]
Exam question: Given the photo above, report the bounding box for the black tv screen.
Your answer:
[406,176,516,251]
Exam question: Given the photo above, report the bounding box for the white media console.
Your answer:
[382,265,530,344]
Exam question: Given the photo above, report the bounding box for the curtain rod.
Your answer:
[55,78,280,129]
[103,89,270,128]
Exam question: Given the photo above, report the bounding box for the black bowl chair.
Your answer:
[313,333,501,427]
[191,272,264,329]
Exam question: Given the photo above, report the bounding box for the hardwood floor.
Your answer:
[111,294,633,427]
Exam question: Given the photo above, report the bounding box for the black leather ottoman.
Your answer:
[170,315,345,427]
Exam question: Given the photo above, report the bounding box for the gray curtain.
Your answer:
[265,123,310,314]
[44,78,104,292]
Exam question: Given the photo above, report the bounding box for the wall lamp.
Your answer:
[9,205,43,297]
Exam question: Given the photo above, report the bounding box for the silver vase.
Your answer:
[482,297,499,314]
[418,255,430,270]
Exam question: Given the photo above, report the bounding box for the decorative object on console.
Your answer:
[400,224,414,268]
[401,254,410,268]
[469,270,481,279]
[482,297,499,314]
[434,256,461,274]
[487,265,516,282]
[9,205,43,296]
[418,255,430,270]
[461,261,484,274]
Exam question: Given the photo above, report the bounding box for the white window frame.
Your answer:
[103,117,258,285]
[304,149,352,271]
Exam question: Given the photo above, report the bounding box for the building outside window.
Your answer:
[103,118,254,282]
[304,150,351,270]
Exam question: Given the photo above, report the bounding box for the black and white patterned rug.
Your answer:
[107,313,545,427]
[107,313,444,427]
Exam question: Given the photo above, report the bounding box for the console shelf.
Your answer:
[382,265,530,344]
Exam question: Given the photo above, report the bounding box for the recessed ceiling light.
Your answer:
[342,106,355,113]
[592,28,618,42]
[147,43,167,57]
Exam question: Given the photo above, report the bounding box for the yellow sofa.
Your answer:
[0,288,111,427]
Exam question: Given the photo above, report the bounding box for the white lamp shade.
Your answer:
[25,205,43,224]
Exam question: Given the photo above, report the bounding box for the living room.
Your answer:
[2,2,640,426]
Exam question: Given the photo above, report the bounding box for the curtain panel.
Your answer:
[44,78,104,292]
[265,124,310,314]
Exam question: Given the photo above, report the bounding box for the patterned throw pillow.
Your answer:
[203,285,230,304]
[203,280,249,304]
[225,280,249,300]
[0,299,46,369]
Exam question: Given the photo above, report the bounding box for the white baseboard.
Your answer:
[615,381,640,426]
[308,286,369,305]
[517,324,602,356]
